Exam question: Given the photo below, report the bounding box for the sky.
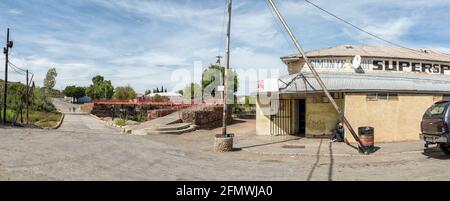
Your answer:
[1,0,450,95]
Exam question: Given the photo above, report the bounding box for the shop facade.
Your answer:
[256,45,450,142]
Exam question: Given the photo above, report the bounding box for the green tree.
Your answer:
[202,64,238,98]
[73,87,86,100]
[31,86,55,112]
[144,89,152,96]
[183,83,202,100]
[44,68,57,92]
[113,85,137,101]
[177,89,184,96]
[63,86,86,103]
[63,86,76,98]
[85,75,114,100]
[6,83,27,112]
[152,94,169,102]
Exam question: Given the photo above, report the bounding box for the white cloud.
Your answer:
[8,9,22,15]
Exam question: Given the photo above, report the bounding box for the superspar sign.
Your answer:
[372,60,450,74]
[310,58,450,74]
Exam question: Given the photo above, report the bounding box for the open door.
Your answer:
[298,99,306,137]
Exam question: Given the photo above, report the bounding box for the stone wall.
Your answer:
[147,109,178,121]
[80,103,94,113]
[181,106,231,129]
[91,104,113,118]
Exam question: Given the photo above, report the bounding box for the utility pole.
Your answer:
[266,0,364,150]
[26,69,29,125]
[3,28,13,125]
[222,0,232,136]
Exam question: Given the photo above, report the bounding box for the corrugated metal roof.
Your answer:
[282,45,450,63]
[278,71,450,94]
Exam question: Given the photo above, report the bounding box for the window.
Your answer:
[367,93,378,101]
[424,102,448,118]
[444,95,450,101]
[366,93,399,101]
[388,93,399,100]
[378,93,388,100]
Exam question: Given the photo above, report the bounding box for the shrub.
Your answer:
[115,118,126,127]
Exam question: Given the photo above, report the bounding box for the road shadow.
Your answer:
[328,142,334,181]
[346,142,381,155]
[422,147,450,160]
[238,137,302,149]
[232,148,242,152]
[307,139,323,181]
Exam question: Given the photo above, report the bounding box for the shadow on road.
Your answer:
[422,148,450,160]
[328,142,334,181]
[238,137,302,149]
[307,139,323,181]
[346,142,381,155]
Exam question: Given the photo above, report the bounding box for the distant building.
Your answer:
[148,92,185,103]
[78,96,92,104]
[256,45,450,142]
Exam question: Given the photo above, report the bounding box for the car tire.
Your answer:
[439,144,450,155]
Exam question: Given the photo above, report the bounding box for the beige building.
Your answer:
[256,45,450,142]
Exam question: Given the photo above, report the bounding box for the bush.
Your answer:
[115,118,126,127]
[129,113,146,122]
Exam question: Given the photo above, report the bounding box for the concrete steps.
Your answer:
[146,123,197,135]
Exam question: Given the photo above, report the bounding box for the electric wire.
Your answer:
[264,0,297,53]
[303,0,436,60]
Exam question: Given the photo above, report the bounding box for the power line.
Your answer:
[8,61,34,77]
[8,61,26,72]
[303,0,423,54]
[264,0,297,53]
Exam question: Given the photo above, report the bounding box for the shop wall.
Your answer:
[305,94,344,137]
[344,93,442,143]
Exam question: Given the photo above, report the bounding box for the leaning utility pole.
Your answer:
[266,0,364,149]
[222,0,232,136]
[3,28,13,125]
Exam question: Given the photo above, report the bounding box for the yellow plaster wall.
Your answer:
[305,94,344,137]
[344,93,442,143]
[256,97,272,136]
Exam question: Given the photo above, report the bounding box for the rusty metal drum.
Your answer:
[358,127,375,148]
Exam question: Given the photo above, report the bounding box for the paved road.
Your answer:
[1,108,450,180]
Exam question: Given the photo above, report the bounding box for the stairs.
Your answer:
[146,123,198,135]
[129,109,198,135]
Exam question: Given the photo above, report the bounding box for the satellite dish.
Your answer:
[352,55,362,69]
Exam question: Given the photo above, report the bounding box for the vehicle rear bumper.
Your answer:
[420,133,449,143]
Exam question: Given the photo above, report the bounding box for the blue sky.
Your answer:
[1,0,450,95]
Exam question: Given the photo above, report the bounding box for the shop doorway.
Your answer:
[298,99,306,137]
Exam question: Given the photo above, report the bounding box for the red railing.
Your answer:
[93,101,193,106]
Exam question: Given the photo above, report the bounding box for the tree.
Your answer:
[177,89,184,96]
[183,83,202,101]
[85,75,114,100]
[202,64,238,98]
[152,94,169,102]
[63,86,86,103]
[44,68,58,92]
[113,86,137,101]
[63,86,76,98]
[144,89,152,96]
